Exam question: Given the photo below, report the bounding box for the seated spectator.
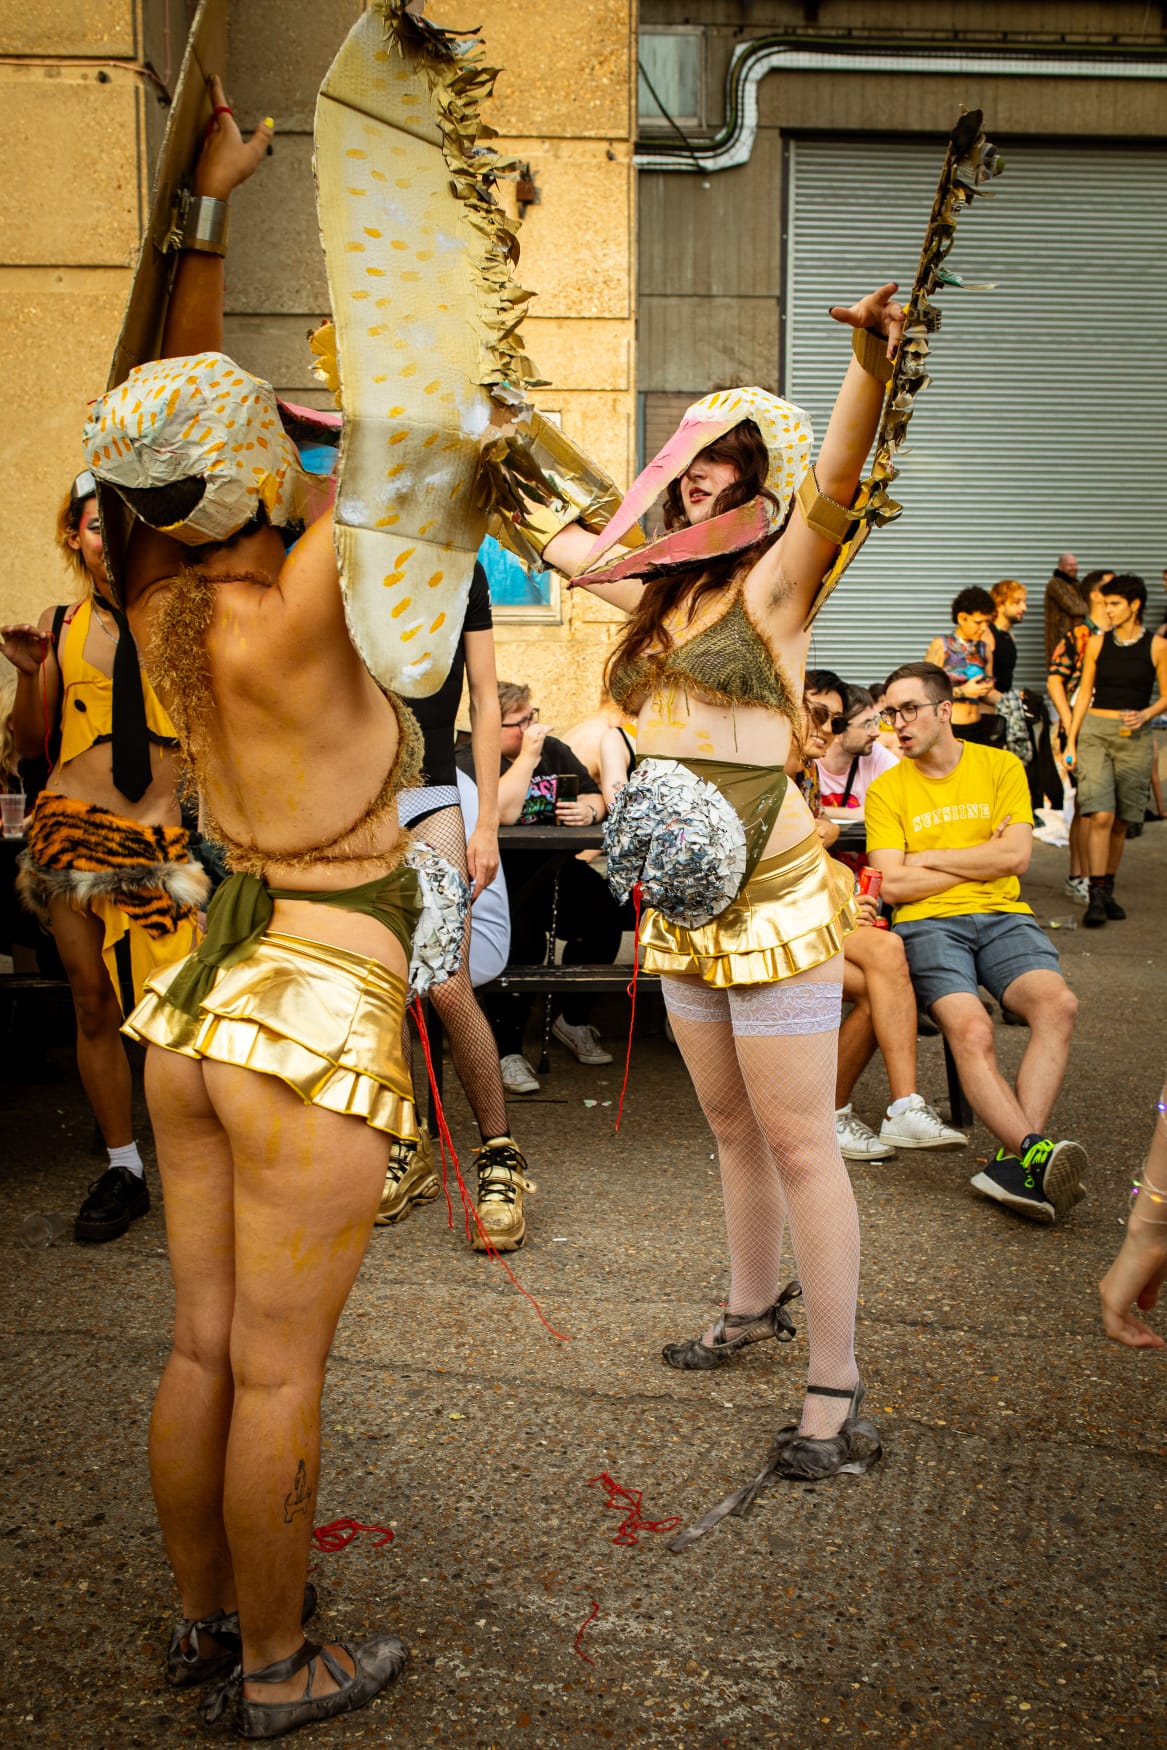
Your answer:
[867,662,1086,1224]
[869,681,901,757]
[812,685,899,820]
[457,682,624,1092]
[598,717,638,810]
[561,695,630,788]
[786,698,964,1161]
[926,587,1004,746]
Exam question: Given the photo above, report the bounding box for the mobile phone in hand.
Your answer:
[558,774,579,802]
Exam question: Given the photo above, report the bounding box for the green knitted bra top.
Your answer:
[608,587,797,718]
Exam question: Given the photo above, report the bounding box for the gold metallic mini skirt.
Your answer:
[125,930,417,1140]
[640,832,857,989]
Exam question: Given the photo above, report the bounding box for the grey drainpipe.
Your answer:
[635,39,1167,173]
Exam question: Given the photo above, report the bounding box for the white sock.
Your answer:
[886,1095,915,1118]
[108,1141,145,1177]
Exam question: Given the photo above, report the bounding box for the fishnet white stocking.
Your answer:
[664,962,861,1439]
[662,977,789,1345]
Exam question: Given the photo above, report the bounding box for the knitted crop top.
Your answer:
[607,586,798,720]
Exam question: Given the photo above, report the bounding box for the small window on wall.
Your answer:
[638,29,704,132]
[478,534,562,624]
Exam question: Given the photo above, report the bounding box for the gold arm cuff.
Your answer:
[479,410,640,568]
[851,325,895,383]
[795,465,858,546]
[179,193,230,256]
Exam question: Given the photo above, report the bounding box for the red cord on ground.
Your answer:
[410,997,570,1343]
[587,1472,681,1546]
[311,1517,394,1552]
[574,1600,600,1665]
[614,882,643,1133]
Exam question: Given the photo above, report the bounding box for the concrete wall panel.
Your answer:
[639,295,780,394]
[639,130,782,299]
[226,137,328,315]
[758,70,1167,137]
[0,0,137,56]
[227,0,362,133]
[524,319,631,392]
[1,267,130,624]
[497,146,633,320]
[0,73,142,265]
[430,0,634,141]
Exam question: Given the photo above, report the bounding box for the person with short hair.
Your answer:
[2,472,201,1245]
[1065,574,1167,926]
[1044,550,1087,668]
[866,661,1087,1225]
[925,587,1002,744]
[1047,569,1114,902]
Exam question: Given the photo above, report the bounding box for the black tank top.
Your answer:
[1093,628,1155,711]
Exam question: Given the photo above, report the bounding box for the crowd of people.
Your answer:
[2,42,1166,1743]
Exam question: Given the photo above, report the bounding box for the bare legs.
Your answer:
[837,929,918,1107]
[1083,808,1128,879]
[50,898,133,1146]
[147,1047,392,1702]
[663,960,861,1439]
[931,968,1078,1154]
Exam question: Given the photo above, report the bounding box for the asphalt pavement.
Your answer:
[2,831,1165,1749]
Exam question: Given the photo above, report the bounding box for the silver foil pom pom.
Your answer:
[602,759,747,928]
[406,841,470,999]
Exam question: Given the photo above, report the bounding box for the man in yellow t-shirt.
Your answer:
[866,662,1087,1226]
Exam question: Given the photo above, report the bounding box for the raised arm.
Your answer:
[2,610,60,761]
[542,526,646,617]
[161,78,272,360]
[463,628,501,898]
[751,283,904,624]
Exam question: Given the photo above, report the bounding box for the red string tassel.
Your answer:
[409,996,569,1343]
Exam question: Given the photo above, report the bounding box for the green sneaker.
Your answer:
[969,1147,1054,1224]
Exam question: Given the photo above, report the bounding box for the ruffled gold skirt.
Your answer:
[640,832,857,988]
[125,931,417,1140]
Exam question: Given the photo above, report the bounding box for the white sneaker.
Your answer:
[500,1053,540,1094]
[836,1104,895,1161]
[879,1093,967,1150]
[551,1016,614,1065]
[1063,875,1089,904]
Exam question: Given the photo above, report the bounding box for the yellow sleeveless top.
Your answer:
[57,597,179,768]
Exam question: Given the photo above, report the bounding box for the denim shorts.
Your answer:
[894,912,1060,1009]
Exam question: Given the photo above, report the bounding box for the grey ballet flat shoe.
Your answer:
[201,1632,407,1739]
[661,1281,801,1370]
[668,1382,882,1551]
[167,1583,317,1689]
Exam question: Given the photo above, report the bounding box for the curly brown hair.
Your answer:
[604,419,784,688]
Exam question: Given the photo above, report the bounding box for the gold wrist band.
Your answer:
[795,464,857,546]
[479,410,631,568]
[852,326,895,383]
[180,193,230,256]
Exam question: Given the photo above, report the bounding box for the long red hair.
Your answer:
[604,419,783,686]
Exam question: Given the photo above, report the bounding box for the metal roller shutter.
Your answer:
[785,136,1167,690]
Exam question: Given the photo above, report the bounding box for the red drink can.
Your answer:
[857,867,882,900]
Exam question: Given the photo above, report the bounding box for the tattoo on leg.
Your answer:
[283,1458,312,1525]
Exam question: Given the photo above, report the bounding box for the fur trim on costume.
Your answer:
[17,856,209,930]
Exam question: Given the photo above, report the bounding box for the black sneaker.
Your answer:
[1021,1135,1088,1219]
[969,1149,1055,1224]
[1082,889,1107,928]
[1100,889,1126,920]
[74,1166,150,1243]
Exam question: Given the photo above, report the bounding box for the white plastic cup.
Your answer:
[1,793,27,837]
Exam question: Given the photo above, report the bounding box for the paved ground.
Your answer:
[2,832,1166,1749]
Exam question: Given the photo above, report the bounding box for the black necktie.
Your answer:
[95,595,153,803]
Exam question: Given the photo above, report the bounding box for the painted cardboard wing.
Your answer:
[315,2,544,696]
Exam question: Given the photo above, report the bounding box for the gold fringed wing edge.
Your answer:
[315,2,547,696]
[805,110,1004,627]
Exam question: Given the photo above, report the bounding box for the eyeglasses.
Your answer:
[502,707,539,730]
[846,714,883,734]
[881,701,942,726]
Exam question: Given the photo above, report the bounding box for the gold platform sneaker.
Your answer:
[471,1137,536,1253]
[375,1125,440,1226]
